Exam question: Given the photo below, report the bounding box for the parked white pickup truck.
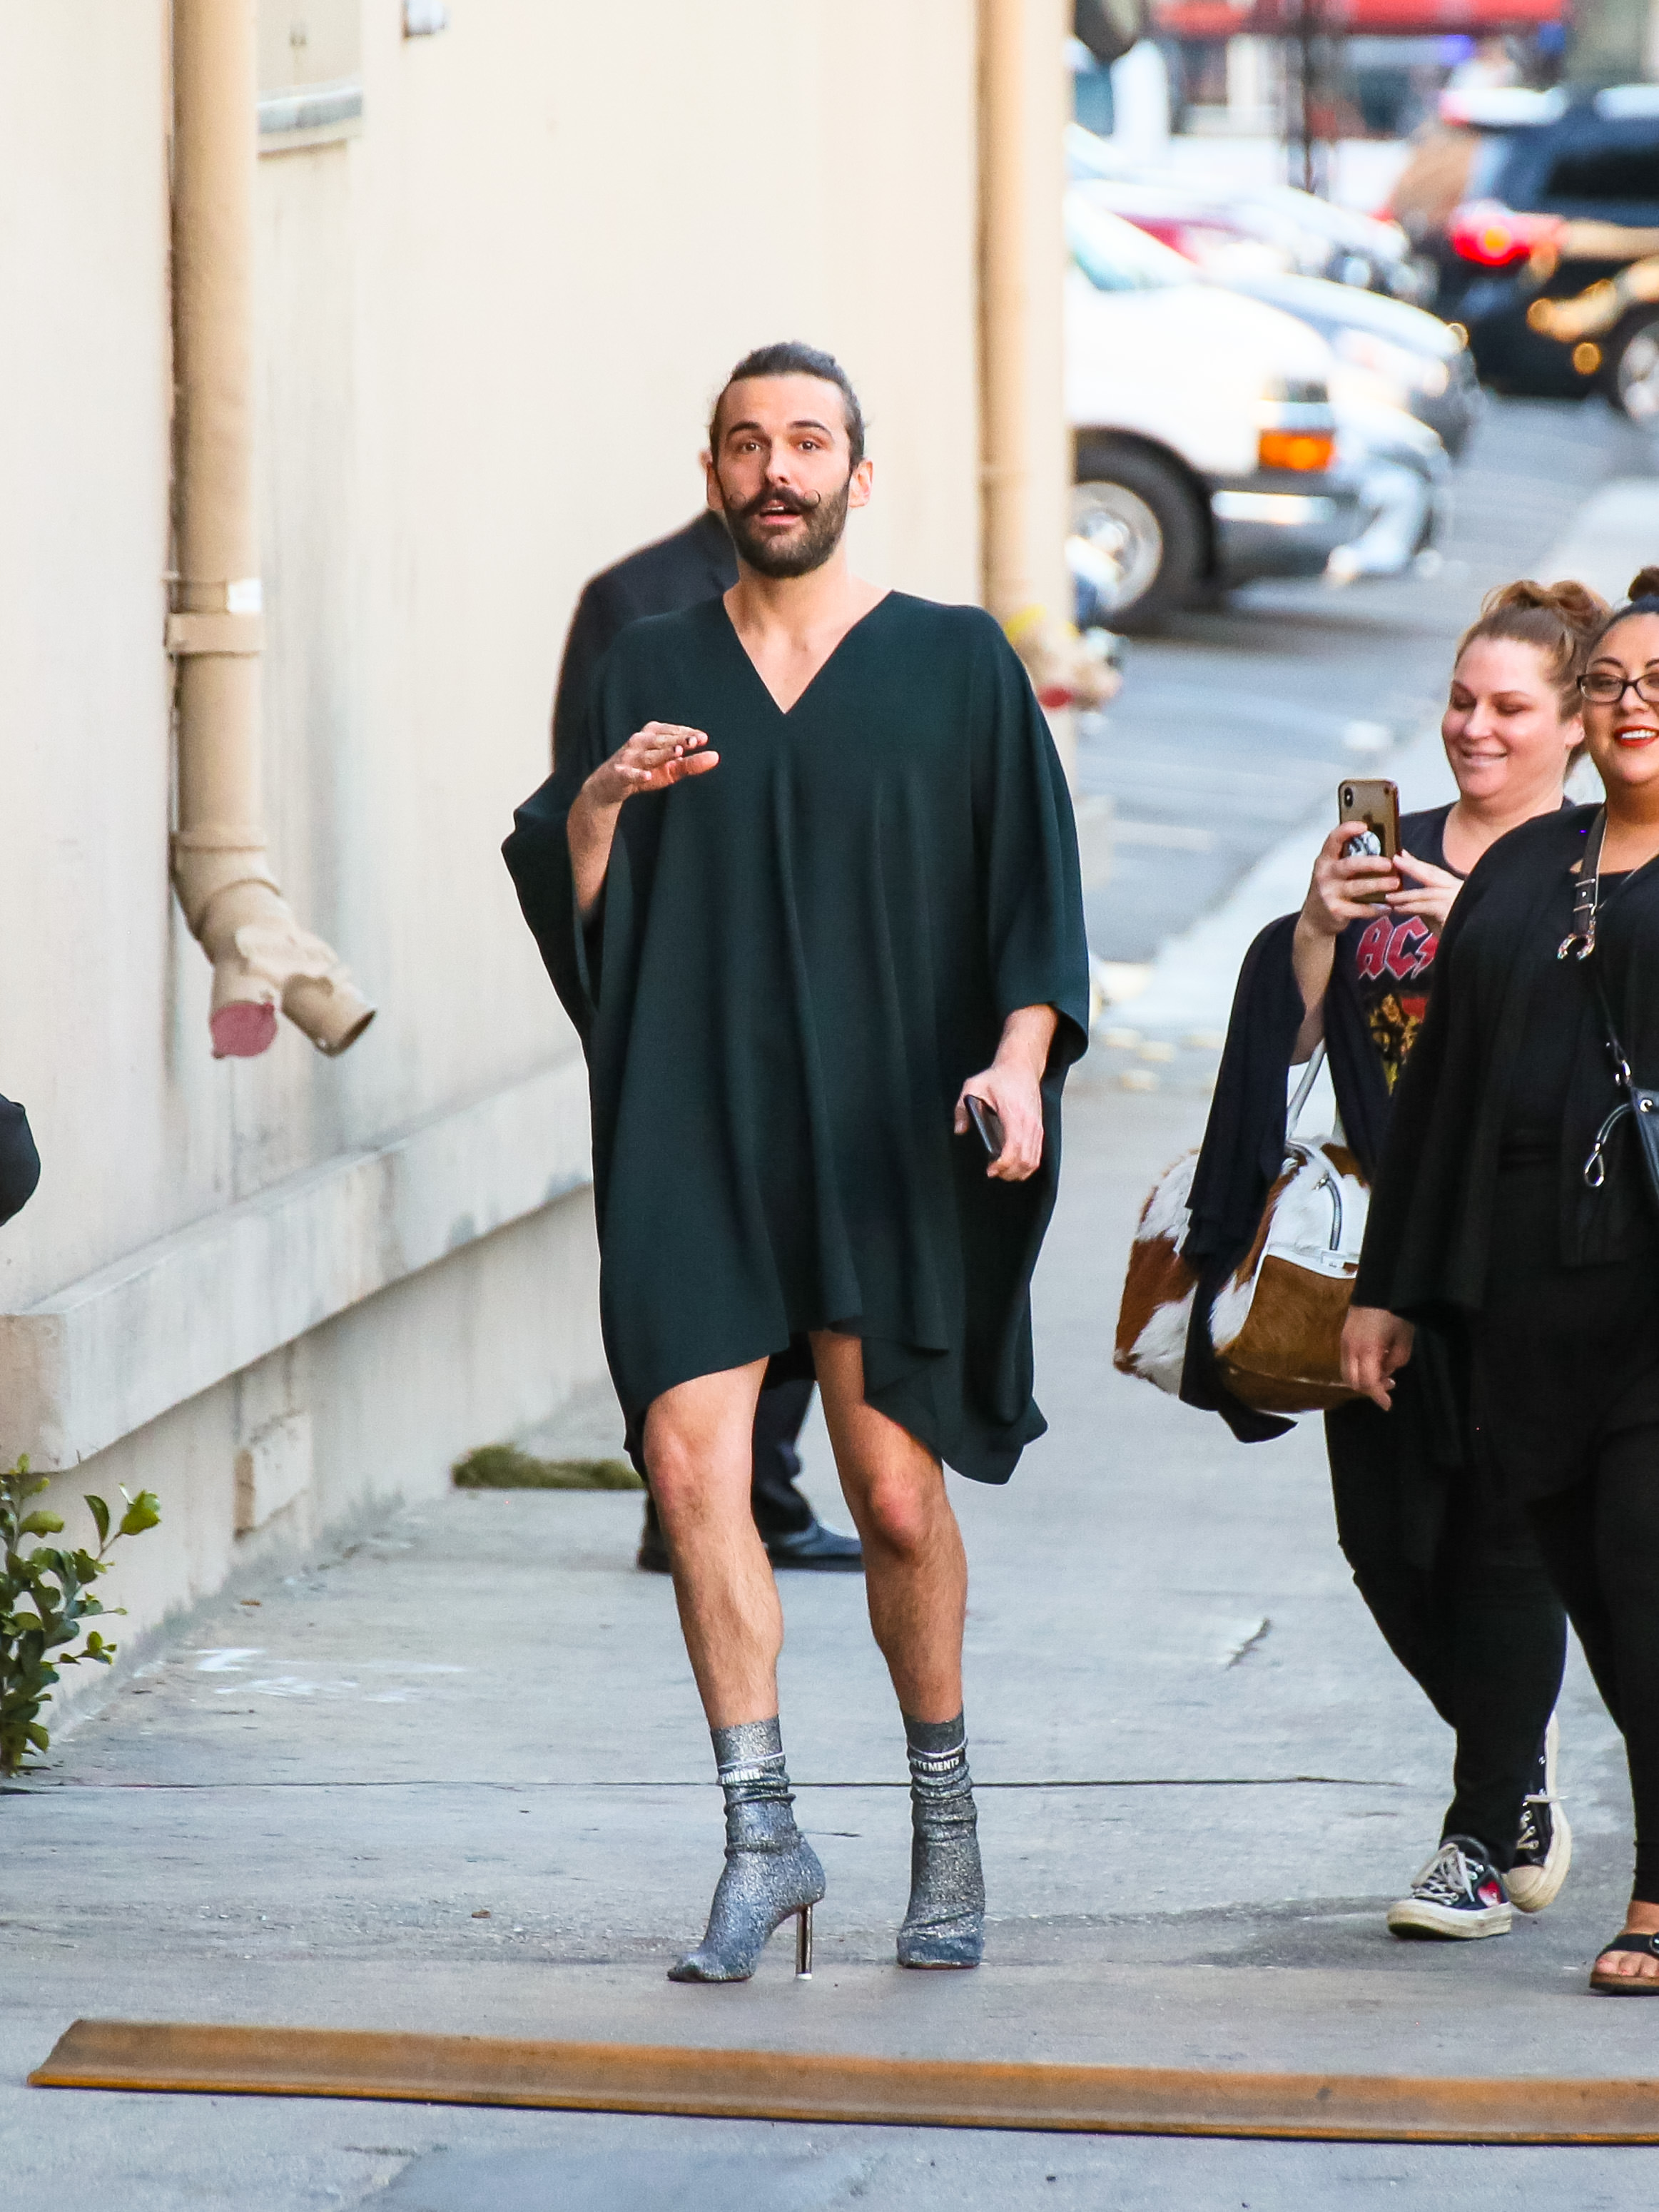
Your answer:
[1067,193,1364,627]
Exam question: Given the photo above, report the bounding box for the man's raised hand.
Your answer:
[586,722,720,809]
[569,723,719,918]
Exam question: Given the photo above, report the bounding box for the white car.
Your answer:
[1067,191,1363,626]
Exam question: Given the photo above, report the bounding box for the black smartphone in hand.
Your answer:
[965,1095,1005,1160]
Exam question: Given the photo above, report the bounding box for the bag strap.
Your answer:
[1558,806,1605,961]
[1569,812,1659,1192]
[1287,1040,1326,1141]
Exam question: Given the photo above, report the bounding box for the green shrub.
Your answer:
[1,1458,161,1777]
[451,1443,641,1491]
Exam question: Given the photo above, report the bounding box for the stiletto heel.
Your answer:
[668,1800,826,1983]
[796,1902,813,1979]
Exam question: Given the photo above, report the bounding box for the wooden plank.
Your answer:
[27,2019,1659,2143]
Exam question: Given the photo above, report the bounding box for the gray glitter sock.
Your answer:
[711,1717,795,1815]
[898,1709,985,1969]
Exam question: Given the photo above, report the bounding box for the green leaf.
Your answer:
[117,1490,161,1538]
[17,1512,64,1537]
[85,1494,110,1548]
[25,1723,49,1751]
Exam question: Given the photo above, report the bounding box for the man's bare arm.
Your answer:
[954,1004,1060,1183]
[567,721,719,918]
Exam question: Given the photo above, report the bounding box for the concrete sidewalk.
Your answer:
[4,1062,1657,2208]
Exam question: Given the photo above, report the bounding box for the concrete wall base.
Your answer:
[31,1187,604,1723]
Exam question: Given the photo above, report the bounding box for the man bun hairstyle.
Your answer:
[709,341,866,467]
[1454,577,1609,715]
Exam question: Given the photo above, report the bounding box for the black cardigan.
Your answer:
[1355,803,1659,1321]
[1178,806,1444,1441]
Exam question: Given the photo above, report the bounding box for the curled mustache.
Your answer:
[734,482,822,519]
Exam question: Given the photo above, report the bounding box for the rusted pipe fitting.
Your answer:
[171,833,374,1059]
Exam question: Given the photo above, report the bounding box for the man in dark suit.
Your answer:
[552,511,863,1576]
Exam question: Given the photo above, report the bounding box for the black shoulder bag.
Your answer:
[1559,808,1659,1209]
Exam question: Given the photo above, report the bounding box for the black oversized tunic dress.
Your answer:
[504,591,1090,1485]
[1354,805,1659,1496]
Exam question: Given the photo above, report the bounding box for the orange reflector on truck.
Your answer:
[1257,429,1334,473]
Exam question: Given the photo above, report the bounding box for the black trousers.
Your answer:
[641,1376,817,1545]
[1326,1376,1566,1869]
[1526,1426,1659,1904]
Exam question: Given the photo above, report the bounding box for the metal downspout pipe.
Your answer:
[168,0,373,1060]
[978,0,1110,757]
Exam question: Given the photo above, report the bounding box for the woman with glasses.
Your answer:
[1349,569,1659,1993]
[1186,579,1604,1942]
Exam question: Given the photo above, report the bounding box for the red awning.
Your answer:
[1152,1,1564,34]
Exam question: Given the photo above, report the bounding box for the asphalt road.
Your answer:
[1080,394,1659,966]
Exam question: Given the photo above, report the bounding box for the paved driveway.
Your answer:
[4,1069,1656,2208]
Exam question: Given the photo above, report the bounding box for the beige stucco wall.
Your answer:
[1,0,981,1307]
[0,0,983,1665]
[0,0,181,1311]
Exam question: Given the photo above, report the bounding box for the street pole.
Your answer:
[1283,0,1329,198]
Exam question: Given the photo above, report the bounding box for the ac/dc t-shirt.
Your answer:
[1348,803,1458,1092]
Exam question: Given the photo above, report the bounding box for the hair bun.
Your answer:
[1480,576,1608,637]
[1628,566,1659,604]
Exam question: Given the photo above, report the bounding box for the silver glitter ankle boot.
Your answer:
[896,1711,984,1969]
[669,1718,825,1984]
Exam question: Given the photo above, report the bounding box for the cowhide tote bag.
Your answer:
[1114,1045,1366,1416]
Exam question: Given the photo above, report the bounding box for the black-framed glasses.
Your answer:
[1579,669,1659,706]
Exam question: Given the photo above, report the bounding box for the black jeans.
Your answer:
[1527,1424,1659,1904]
[1326,1380,1566,1870]
[641,1376,817,1547]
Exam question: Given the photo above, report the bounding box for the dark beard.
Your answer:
[718,472,851,578]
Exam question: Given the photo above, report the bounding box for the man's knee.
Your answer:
[856,1469,940,1558]
[645,1425,708,1526]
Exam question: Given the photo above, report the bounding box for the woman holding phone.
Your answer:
[1185,579,1605,1941]
[1348,570,1659,1993]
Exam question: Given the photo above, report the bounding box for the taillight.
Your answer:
[1446,201,1562,268]
[1259,428,1334,472]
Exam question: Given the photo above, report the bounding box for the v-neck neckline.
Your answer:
[718,589,895,719]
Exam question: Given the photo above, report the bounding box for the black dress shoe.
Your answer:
[636,1527,673,1574]
[764,1519,864,1571]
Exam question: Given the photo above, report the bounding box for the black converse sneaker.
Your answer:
[1386,1836,1513,1940]
[1508,1714,1571,1914]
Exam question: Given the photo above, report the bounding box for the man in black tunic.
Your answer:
[553,512,861,1577]
[506,342,1087,1980]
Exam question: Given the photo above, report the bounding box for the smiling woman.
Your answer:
[1348,569,1659,1996]
[1182,576,1604,1952]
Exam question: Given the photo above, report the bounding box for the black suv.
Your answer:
[1423,89,1659,405]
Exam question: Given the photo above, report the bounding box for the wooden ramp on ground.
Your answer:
[27,2018,1659,2143]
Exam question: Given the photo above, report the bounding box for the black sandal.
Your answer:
[1589,1930,1659,1994]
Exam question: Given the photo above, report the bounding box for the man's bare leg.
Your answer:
[811,1329,983,1966]
[644,1357,778,1725]
[810,1330,966,1718]
[644,1357,824,1982]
